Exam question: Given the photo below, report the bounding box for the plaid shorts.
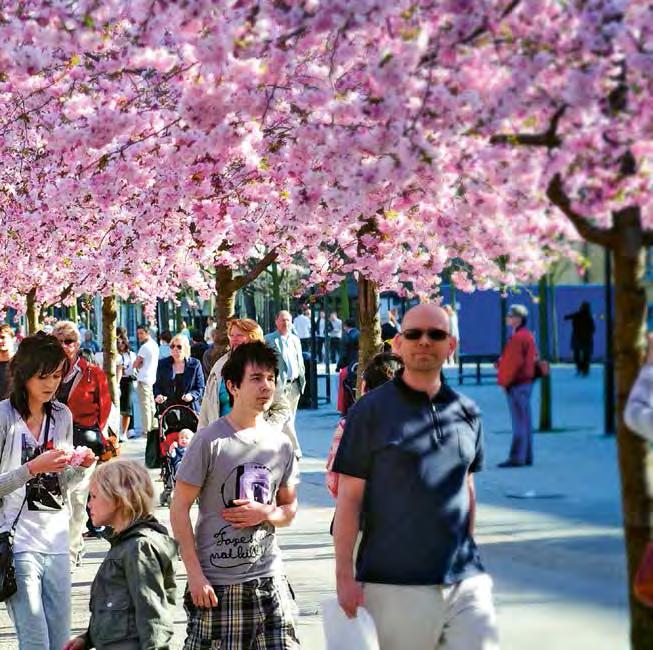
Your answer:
[183,575,301,650]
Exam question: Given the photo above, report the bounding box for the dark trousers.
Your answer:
[573,345,592,375]
[506,382,533,465]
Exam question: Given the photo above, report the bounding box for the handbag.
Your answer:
[145,429,162,469]
[99,403,121,463]
[0,496,27,601]
[73,425,105,457]
[534,359,550,379]
[635,542,653,607]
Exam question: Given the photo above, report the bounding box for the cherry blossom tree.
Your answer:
[1,4,650,642]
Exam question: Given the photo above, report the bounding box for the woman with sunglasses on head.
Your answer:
[51,321,112,563]
[0,333,95,649]
[154,334,205,414]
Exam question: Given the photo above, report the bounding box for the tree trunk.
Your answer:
[102,295,119,405]
[271,263,282,315]
[214,265,237,362]
[538,274,552,431]
[356,275,382,389]
[26,288,39,335]
[610,208,653,649]
[339,279,350,320]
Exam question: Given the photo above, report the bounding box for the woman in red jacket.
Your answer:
[52,321,111,567]
[497,304,536,468]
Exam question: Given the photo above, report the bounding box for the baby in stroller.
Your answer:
[167,428,193,473]
[158,404,198,506]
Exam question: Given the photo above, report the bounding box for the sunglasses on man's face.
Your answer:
[61,339,78,346]
[170,344,183,350]
[402,328,450,342]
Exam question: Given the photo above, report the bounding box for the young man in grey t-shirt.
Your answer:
[171,341,301,649]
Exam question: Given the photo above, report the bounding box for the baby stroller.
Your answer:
[158,404,199,506]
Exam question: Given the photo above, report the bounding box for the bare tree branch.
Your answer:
[546,174,614,247]
[234,249,279,289]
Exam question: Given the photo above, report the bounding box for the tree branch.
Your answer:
[642,230,653,247]
[546,174,614,247]
[490,105,566,149]
[234,249,279,289]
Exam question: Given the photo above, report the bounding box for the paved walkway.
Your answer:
[0,365,629,649]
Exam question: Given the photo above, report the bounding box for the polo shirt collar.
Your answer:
[393,370,455,405]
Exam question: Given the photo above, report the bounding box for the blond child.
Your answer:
[64,460,178,650]
[168,427,193,473]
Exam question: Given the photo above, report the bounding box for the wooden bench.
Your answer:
[458,354,499,385]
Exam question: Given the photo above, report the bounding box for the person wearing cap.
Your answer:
[496,304,537,468]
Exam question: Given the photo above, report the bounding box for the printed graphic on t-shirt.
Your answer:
[22,434,64,512]
[211,463,276,570]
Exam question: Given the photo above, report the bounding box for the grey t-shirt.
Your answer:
[176,416,299,586]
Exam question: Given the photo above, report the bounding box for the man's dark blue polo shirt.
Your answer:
[332,372,486,586]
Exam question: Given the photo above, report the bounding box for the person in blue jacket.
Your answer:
[154,334,205,413]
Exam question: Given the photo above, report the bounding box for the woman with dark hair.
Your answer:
[0,333,95,649]
[117,336,137,441]
[326,352,404,500]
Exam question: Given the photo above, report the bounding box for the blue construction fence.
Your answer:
[442,284,610,362]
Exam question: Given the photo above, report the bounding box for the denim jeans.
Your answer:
[506,382,534,465]
[6,551,71,650]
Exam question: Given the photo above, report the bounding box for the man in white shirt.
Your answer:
[293,308,312,353]
[266,311,306,457]
[204,316,216,344]
[132,324,159,437]
[329,311,343,364]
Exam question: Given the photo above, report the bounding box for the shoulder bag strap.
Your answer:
[10,407,53,535]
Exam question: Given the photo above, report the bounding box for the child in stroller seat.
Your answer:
[167,428,193,473]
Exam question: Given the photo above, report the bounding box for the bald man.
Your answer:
[265,310,306,457]
[333,304,499,650]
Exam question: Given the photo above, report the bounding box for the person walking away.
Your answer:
[333,304,499,650]
[64,460,177,650]
[52,321,111,562]
[336,319,360,371]
[0,324,16,399]
[199,318,290,431]
[133,325,159,438]
[266,311,306,457]
[496,304,536,468]
[116,336,137,442]
[564,301,595,376]
[154,334,205,413]
[1,333,94,650]
[171,341,301,649]
[293,308,312,353]
[190,329,208,362]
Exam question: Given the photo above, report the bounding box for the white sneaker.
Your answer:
[127,429,141,439]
